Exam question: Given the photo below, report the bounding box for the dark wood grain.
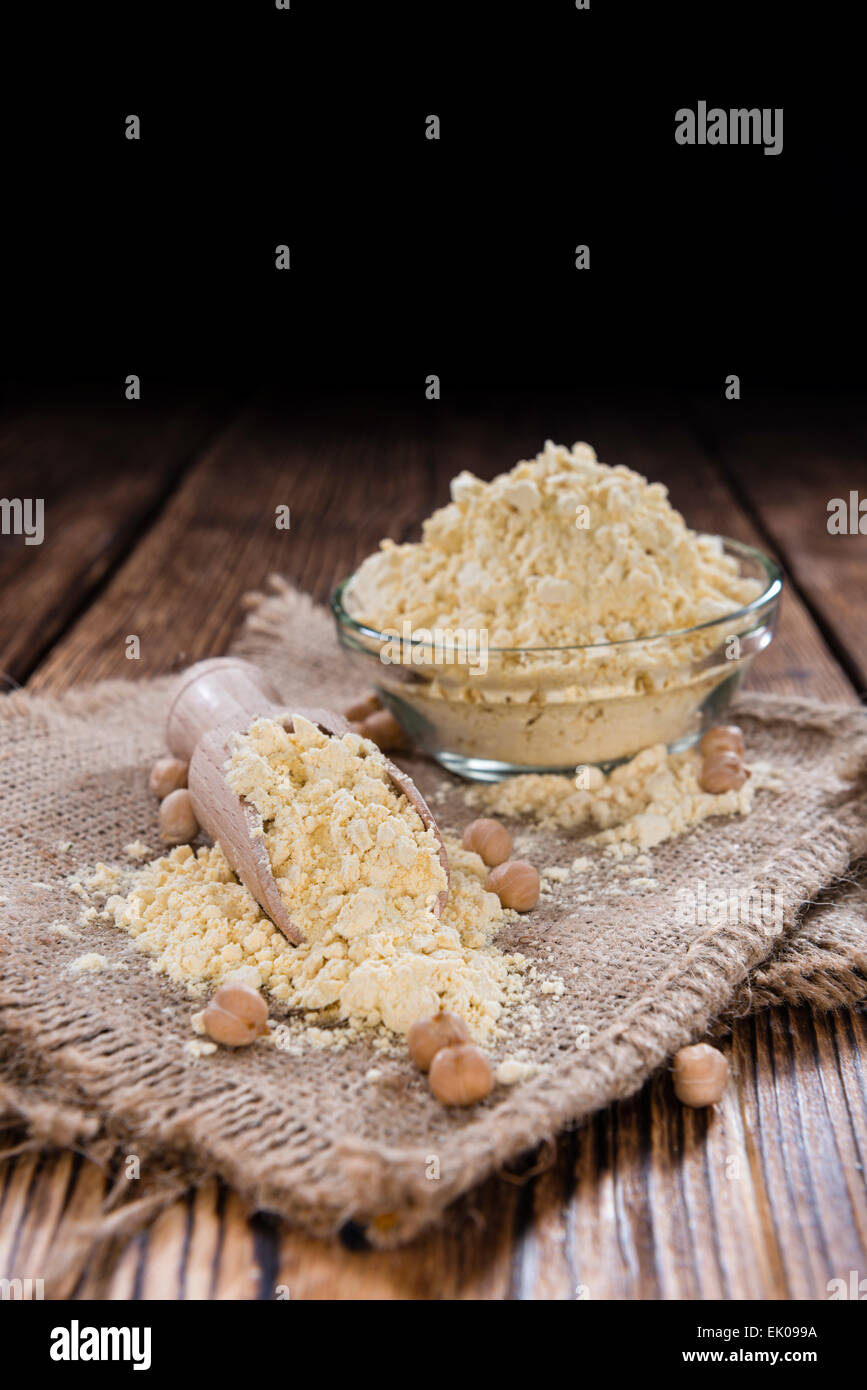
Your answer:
[690,396,867,698]
[1,398,864,1300]
[28,402,436,691]
[0,403,224,689]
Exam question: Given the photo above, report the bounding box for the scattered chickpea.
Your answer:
[462,817,513,867]
[699,751,750,794]
[485,859,540,911]
[673,1042,729,1107]
[149,755,188,799]
[699,724,745,759]
[372,1212,399,1234]
[202,982,269,1047]
[429,1043,493,1106]
[159,787,200,845]
[344,690,383,723]
[407,1010,470,1071]
[358,708,407,752]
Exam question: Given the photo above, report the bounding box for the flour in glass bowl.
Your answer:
[341,441,769,771]
[346,440,763,648]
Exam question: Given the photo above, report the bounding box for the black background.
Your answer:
[2,1,864,394]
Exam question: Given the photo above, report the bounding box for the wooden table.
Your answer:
[1,390,865,1299]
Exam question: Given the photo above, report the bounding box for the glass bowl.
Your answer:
[331,538,783,782]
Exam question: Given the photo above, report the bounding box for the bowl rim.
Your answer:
[330,536,783,656]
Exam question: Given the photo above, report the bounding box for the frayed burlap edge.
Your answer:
[722,867,867,1019]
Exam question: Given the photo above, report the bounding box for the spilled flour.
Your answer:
[105,836,527,1039]
[466,743,763,855]
[103,716,532,1040]
[86,722,771,1057]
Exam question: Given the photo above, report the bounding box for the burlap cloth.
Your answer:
[1,579,866,1254]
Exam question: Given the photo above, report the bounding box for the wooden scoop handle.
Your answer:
[166,657,283,761]
[187,717,303,943]
[167,659,304,941]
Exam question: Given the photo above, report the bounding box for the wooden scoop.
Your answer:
[165,657,449,944]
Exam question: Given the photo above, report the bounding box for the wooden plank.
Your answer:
[690,397,867,697]
[4,1151,75,1292]
[29,401,434,691]
[273,1178,522,1300]
[181,1180,222,1300]
[44,1159,111,1299]
[211,1190,261,1301]
[510,1006,867,1302]
[533,1049,780,1300]
[0,402,224,688]
[136,1198,189,1300]
[0,1153,39,1281]
[104,1240,144,1301]
[510,1139,577,1300]
[0,1152,110,1298]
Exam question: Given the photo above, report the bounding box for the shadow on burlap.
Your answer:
[1,578,866,1261]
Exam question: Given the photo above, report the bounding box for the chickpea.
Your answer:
[202,982,269,1047]
[699,724,745,759]
[462,817,513,867]
[700,751,749,794]
[149,756,188,799]
[485,860,540,911]
[429,1043,493,1106]
[343,691,383,723]
[673,1042,729,1107]
[159,788,199,844]
[407,1010,470,1071]
[358,709,407,751]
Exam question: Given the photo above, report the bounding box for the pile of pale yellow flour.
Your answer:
[105,717,528,1038]
[466,743,763,855]
[346,440,763,647]
[225,714,448,938]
